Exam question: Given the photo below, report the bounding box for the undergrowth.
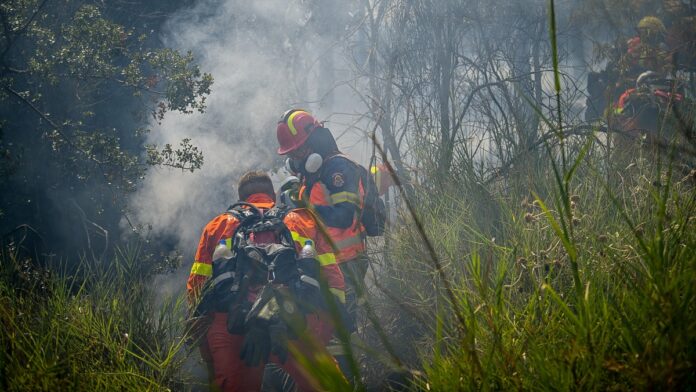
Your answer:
[373,143,696,390]
[0,244,191,391]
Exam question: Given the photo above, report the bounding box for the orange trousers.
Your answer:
[200,312,335,392]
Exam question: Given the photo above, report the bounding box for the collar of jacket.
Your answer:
[245,193,275,209]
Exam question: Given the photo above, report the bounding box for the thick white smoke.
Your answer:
[127,0,373,298]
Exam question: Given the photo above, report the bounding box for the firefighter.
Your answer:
[187,170,345,392]
[276,109,372,383]
[623,16,672,78]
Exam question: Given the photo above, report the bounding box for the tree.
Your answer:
[0,0,212,257]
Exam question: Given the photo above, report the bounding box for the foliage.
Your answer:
[361,1,696,389]
[369,136,696,390]
[0,0,212,256]
[0,243,192,391]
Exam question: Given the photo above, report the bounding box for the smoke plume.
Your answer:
[128,0,371,294]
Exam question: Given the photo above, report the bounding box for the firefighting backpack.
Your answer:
[221,202,320,334]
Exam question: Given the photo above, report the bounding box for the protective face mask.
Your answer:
[285,158,299,175]
[304,153,323,173]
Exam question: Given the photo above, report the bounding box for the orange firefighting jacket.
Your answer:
[187,193,345,305]
[300,154,366,263]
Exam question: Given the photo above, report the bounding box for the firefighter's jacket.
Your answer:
[300,154,366,263]
[187,193,346,305]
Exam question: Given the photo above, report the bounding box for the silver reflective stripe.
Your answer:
[326,334,364,356]
[335,235,363,249]
[326,344,345,356]
[300,275,319,288]
[210,271,235,288]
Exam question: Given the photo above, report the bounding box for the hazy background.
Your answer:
[129,0,377,298]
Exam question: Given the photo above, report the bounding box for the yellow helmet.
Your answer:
[637,16,666,34]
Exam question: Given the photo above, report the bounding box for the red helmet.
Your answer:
[276,109,321,155]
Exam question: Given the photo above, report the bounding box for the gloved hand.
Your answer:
[279,176,304,209]
[268,322,289,364]
[240,326,271,367]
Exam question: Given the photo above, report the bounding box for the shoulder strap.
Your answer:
[226,202,262,221]
[261,206,295,247]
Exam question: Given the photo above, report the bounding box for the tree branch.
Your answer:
[0,0,51,61]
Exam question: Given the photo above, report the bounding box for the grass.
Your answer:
[0,243,191,391]
[368,137,695,390]
[2,2,695,389]
[1,135,693,392]
[360,1,696,388]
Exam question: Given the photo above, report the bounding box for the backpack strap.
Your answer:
[226,202,262,224]
[260,206,294,247]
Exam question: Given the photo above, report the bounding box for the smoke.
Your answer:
[127,0,372,292]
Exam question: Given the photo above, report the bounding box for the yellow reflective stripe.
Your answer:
[290,231,312,247]
[330,191,361,205]
[225,237,232,248]
[287,110,307,135]
[329,288,346,303]
[291,231,336,265]
[190,261,212,277]
[316,252,336,266]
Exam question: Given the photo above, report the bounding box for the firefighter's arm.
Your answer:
[187,214,232,304]
[312,158,361,229]
[188,214,241,304]
[187,230,214,305]
[319,263,346,304]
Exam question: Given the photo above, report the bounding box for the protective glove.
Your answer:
[279,189,306,209]
[268,322,289,364]
[240,326,271,367]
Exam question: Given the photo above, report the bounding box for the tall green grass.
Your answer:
[0,243,191,391]
[364,0,696,389]
[372,137,695,390]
